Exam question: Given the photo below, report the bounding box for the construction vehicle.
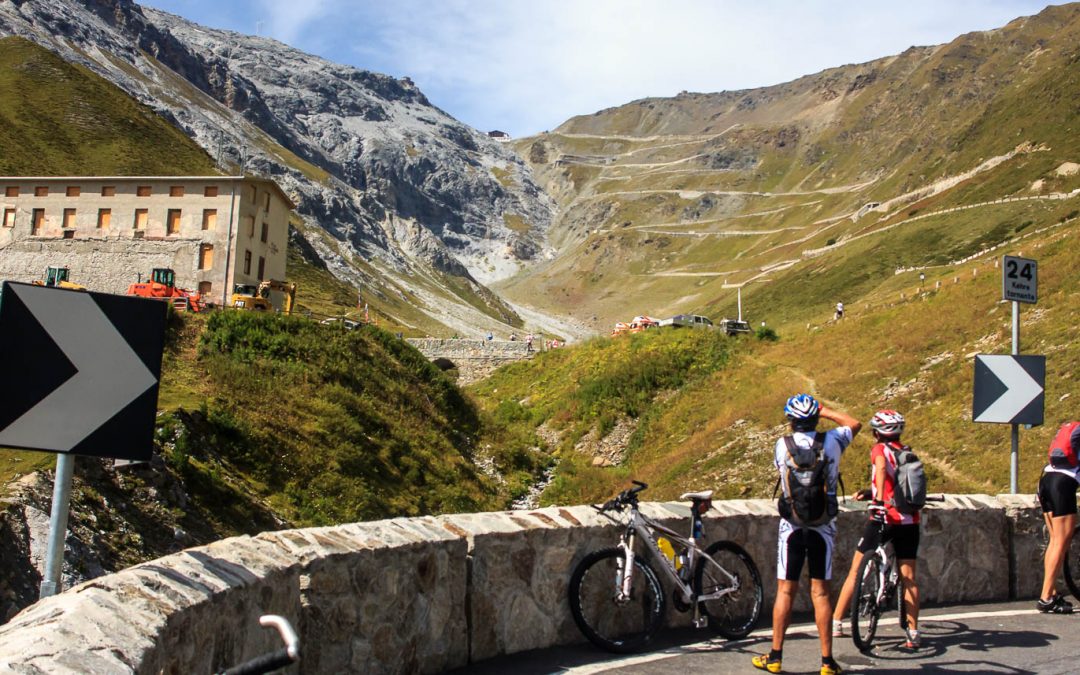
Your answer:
[229,279,297,314]
[126,268,204,312]
[32,266,86,290]
[626,315,660,333]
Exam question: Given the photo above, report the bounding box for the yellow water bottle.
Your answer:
[657,537,682,571]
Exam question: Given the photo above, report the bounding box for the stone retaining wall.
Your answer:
[0,495,1044,674]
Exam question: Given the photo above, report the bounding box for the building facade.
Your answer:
[0,176,294,306]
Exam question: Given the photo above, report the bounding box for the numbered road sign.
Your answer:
[1002,255,1037,304]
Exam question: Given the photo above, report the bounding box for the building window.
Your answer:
[257,256,265,280]
[244,215,255,238]
[247,186,257,204]
[262,192,270,213]
[62,208,76,229]
[260,222,268,243]
[66,186,80,197]
[204,185,219,197]
[4,186,17,198]
[134,208,148,229]
[101,186,116,197]
[137,185,151,197]
[169,186,184,197]
[34,186,48,197]
[198,281,212,296]
[167,209,181,235]
[202,208,217,231]
[198,244,214,270]
[243,250,252,275]
[3,208,15,228]
[31,208,44,234]
[97,208,111,229]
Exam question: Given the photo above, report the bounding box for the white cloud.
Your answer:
[257,0,333,46]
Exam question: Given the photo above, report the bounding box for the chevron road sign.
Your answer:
[972,354,1045,425]
[0,282,166,460]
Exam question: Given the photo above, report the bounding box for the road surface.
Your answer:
[453,600,1076,674]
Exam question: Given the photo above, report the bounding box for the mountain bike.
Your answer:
[568,481,763,653]
[1040,522,1080,600]
[216,615,300,675]
[850,496,944,652]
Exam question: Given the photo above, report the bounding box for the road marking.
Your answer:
[557,607,1041,674]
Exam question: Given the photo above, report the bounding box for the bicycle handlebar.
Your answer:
[218,615,300,675]
[593,481,650,514]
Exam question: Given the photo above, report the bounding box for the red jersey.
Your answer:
[870,442,920,525]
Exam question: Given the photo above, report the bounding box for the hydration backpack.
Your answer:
[886,442,927,514]
[776,432,836,526]
[1048,421,1080,469]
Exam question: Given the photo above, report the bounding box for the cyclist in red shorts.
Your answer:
[833,410,923,650]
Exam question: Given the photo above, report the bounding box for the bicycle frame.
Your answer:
[614,503,742,609]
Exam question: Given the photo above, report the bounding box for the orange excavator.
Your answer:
[126,268,204,312]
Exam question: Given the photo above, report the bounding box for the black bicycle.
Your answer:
[568,481,763,653]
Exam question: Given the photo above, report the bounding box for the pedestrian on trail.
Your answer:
[832,410,924,650]
[486,331,493,341]
[525,333,534,352]
[834,302,844,320]
[1036,421,1080,614]
[752,393,861,675]
[509,332,517,341]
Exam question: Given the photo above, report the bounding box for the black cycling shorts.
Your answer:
[856,521,920,561]
[1038,471,1079,517]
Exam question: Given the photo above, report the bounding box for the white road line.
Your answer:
[557,607,1040,674]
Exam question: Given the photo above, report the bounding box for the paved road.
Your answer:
[453,600,1079,674]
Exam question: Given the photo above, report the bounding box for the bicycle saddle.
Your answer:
[680,490,713,501]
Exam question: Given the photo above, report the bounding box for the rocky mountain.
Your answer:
[0,0,556,335]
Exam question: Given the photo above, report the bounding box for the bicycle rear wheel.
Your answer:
[693,541,763,639]
[850,553,883,652]
[1064,525,1080,601]
[568,547,666,653]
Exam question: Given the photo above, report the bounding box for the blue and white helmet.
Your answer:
[784,393,820,421]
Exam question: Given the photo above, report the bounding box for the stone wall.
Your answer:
[0,495,1045,674]
[407,338,535,384]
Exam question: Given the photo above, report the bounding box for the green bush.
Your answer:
[756,325,779,341]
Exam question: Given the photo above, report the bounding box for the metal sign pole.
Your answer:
[39,453,75,598]
[1010,300,1020,495]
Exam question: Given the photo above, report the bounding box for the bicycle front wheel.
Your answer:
[850,553,883,652]
[694,541,764,639]
[1064,525,1080,601]
[568,547,666,653]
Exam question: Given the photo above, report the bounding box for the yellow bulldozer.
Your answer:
[32,266,86,290]
[229,279,297,314]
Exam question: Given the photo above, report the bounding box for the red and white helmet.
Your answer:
[870,410,905,437]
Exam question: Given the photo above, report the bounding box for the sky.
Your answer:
[141,1,1061,137]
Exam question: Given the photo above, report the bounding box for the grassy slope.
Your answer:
[0,37,218,175]
[475,217,1080,504]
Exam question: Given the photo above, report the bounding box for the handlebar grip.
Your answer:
[631,480,648,491]
[221,648,295,675]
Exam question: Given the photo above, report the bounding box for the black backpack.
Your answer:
[775,432,837,526]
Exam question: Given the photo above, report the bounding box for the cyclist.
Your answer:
[752,393,861,675]
[1037,421,1080,613]
[832,410,923,649]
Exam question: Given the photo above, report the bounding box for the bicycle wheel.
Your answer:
[694,541,764,639]
[1064,525,1080,601]
[568,547,666,653]
[850,553,883,652]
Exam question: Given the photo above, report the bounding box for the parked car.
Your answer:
[320,317,361,330]
[662,314,714,329]
[718,318,752,335]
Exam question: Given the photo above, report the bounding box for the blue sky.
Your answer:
[142,1,1060,137]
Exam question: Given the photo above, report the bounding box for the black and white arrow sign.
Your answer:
[972,354,1045,425]
[0,282,166,460]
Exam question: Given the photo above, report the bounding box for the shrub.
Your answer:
[755,325,779,341]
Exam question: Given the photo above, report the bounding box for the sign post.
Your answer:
[973,255,1040,493]
[0,282,166,597]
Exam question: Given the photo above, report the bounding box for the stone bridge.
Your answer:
[406,338,535,383]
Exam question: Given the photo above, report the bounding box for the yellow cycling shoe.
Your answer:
[751,653,782,673]
[820,660,843,675]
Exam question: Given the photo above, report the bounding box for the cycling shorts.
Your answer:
[856,521,920,561]
[1038,470,1079,517]
[777,519,834,581]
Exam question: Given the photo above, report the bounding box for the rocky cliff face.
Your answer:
[0,0,555,326]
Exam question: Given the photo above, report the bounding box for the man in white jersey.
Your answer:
[1037,421,1080,613]
[752,393,861,675]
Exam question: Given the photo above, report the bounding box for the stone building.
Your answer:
[0,175,294,306]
